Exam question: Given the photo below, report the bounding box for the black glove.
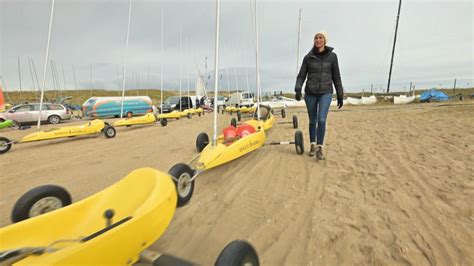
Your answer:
[295,91,302,101]
[337,96,343,109]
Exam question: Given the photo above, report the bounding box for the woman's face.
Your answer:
[314,34,325,49]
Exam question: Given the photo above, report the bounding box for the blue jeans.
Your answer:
[304,93,332,145]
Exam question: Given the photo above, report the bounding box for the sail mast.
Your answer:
[386,0,402,94]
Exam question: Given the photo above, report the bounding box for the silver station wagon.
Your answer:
[0,103,72,125]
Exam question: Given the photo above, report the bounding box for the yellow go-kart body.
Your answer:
[18,120,107,143]
[0,168,177,265]
[184,108,203,116]
[195,108,204,114]
[245,112,275,131]
[158,111,182,120]
[196,122,266,171]
[239,106,256,113]
[225,106,255,114]
[224,106,238,113]
[113,113,157,127]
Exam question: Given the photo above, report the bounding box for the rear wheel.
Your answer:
[48,115,61,124]
[168,163,195,207]
[295,130,304,155]
[292,115,298,129]
[215,240,259,266]
[237,111,242,122]
[187,113,192,119]
[0,137,12,154]
[160,118,168,127]
[11,120,21,130]
[11,185,72,223]
[281,109,286,118]
[231,118,237,128]
[196,132,209,152]
[104,126,116,138]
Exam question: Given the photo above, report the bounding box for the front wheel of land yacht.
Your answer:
[292,115,298,129]
[295,130,304,155]
[215,240,259,266]
[104,126,116,138]
[168,163,195,207]
[0,137,12,154]
[11,185,72,223]
[160,118,168,127]
[187,113,192,119]
[196,132,209,152]
[237,111,242,122]
[281,109,286,118]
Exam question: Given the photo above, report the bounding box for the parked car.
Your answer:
[160,96,196,113]
[228,92,254,107]
[82,96,153,118]
[0,103,72,125]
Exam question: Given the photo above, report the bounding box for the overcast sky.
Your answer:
[0,0,472,94]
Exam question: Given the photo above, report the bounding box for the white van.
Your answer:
[228,92,254,108]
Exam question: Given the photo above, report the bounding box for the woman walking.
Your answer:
[294,31,344,160]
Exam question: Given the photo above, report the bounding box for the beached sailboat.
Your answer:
[362,95,377,105]
[394,92,415,104]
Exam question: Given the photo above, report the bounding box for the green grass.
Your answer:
[3,87,473,107]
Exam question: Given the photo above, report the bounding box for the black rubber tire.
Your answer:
[231,118,237,128]
[11,185,72,223]
[281,109,286,118]
[198,112,201,117]
[0,137,12,154]
[196,132,209,153]
[48,115,61,124]
[104,126,116,138]
[187,113,192,119]
[11,120,21,130]
[168,163,195,207]
[215,240,259,266]
[292,115,298,129]
[237,111,242,122]
[160,118,168,127]
[295,130,304,155]
[221,108,225,114]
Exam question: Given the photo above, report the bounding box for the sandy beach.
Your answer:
[0,102,473,265]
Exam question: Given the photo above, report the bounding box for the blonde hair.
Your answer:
[314,31,328,44]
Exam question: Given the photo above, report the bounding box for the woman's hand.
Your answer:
[295,91,302,101]
[337,96,343,109]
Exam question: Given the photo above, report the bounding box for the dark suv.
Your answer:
[160,96,194,113]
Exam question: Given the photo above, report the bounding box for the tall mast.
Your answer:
[242,33,250,93]
[160,8,164,113]
[120,0,132,118]
[72,64,78,97]
[387,0,402,94]
[179,26,182,112]
[212,0,221,146]
[17,56,23,102]
[37,0,55,130]
[253,0,261,120]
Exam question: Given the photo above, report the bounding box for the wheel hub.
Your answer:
[29,197,63,218]
[177,173,192,196]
